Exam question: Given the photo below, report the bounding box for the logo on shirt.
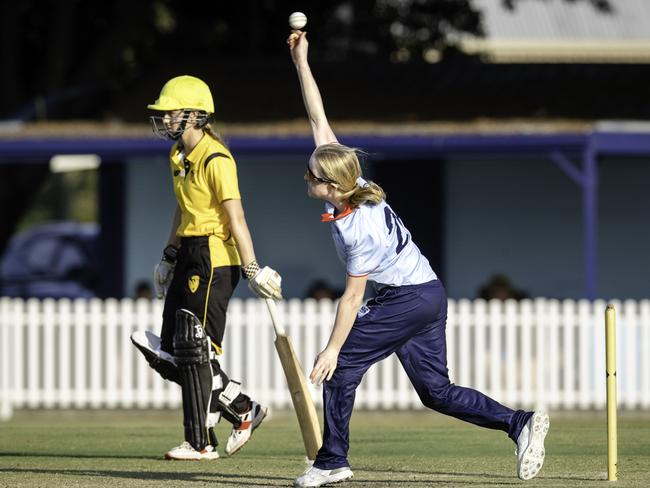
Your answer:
[174,159,193,180]
[188,275,200,293]
[357,304,370,318]
[194,321,203,339]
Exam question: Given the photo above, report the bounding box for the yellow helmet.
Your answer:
[147,75,215,113]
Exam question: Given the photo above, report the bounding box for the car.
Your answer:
[0,221,99,298]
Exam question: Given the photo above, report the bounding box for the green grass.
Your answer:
[0,409,648,487]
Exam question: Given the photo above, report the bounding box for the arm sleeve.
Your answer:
[207,154,241,202]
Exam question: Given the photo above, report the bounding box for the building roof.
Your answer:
[3,120,650,165]
[462,0,650,63]
[0,120,593,140]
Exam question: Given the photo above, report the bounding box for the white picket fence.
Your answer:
[1,297,649,420]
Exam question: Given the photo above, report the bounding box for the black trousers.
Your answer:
[161,236,240,355]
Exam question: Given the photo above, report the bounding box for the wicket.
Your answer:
[605,305,618,482]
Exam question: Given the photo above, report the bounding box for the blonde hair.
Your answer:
[312,143,385,207]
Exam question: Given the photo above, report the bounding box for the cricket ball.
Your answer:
[289,12,307,30]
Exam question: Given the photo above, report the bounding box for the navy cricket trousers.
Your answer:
[314,279,532,470]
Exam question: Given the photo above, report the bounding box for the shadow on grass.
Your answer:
[0,451,161,460]
[0,467,293,486]
[352,471,520,485]
[0,465,603,486]
[0,467,537,487]
[359,467,600,482]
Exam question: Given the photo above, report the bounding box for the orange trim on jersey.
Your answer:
[347,273,369,278]
[320,206,355,222]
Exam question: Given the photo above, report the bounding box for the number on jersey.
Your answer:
[384,206,409,255]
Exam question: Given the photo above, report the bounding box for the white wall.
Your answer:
[124,156,177,298]
[445,155,583,298]
[445,155,650,299]
[125,154,348,300]
[598,156,650,299]
[125,152,650,301]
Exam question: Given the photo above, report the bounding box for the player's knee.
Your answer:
[131,330,180,384]
[173,309,214,450]
[419,383,453,410]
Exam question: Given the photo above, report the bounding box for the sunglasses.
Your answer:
[306,166,336,185]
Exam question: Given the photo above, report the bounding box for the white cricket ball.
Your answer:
[289,11,307,30]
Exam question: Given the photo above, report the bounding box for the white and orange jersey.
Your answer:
[322,182,437,287]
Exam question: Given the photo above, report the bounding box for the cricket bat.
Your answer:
[265,298,322,460]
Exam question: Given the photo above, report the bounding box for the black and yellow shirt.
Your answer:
[169,134,241,266]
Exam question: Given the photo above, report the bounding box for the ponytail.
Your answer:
[344,180,385,207]
[202,115,228,147]
[313,143,385,208]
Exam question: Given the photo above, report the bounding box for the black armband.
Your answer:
[162,244,179,264]
[241,260,260,280]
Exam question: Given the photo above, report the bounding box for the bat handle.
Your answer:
[265,298,286,336]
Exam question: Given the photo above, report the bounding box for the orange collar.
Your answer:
[321,206,355,222]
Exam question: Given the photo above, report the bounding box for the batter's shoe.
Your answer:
[164,441,219,460]
[224,401,268,456]
[516,411,549,480]
[294,466,354,487]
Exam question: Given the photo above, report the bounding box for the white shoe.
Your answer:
[294,466,354,487]
[516,411,549,480]
[164,441,219,460]
[224,401,268,456]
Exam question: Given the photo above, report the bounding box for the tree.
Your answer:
[0,0,486,120]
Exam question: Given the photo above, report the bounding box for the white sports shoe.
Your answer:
[224,401,268,456]
[516,411,549,480]
[164,441,219,461]
[294,466,354,488]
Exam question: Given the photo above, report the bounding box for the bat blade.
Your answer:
[274,333,322,460]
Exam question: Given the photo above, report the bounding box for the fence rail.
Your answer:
[1,297,649,420]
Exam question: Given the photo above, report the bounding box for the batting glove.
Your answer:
[153,245,178,299]
[244,261,282,300]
